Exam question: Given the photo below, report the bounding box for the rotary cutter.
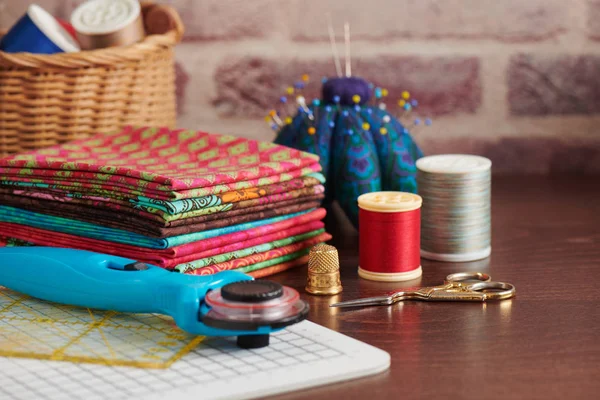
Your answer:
[0,247,309,349]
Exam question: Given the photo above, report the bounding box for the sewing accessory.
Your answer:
[0,247,309,349]
[357,191,422,282]
[56,18,78,41]
[417,154,492,262]
[330,272,515,308]
[0,318,390,400]
[0,4,80,54]
[306,243,343,295]
[271,19,432,228]
[71,0,146,50]
[0,285,203,368]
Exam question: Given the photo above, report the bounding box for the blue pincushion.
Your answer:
[270,75,430,228]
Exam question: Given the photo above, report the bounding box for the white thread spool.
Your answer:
[71,0,145,50]
[416,154,492,262]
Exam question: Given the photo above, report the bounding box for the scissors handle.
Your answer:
[423,281,515,302]
[329,272,515,308]
[445,271,491,284]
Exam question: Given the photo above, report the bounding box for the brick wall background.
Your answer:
[2,0,600,174]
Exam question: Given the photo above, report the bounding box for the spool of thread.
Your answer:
[416,154,492,262]
[0,5,80,54]
[57,18,78,42]
[70,0,145,50]
[358,192,423,282]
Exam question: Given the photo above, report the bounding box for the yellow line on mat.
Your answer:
[88,309,117,359]
[163,335,206,368]
[0,291,27,314]
[51,311,117,361]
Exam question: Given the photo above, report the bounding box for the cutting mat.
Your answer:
[0,287,202,368]
[0,287,390,400]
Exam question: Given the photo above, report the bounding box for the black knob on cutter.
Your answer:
[237,334,270,349]
[221,280,283,303]
[124,262,149,271]
[201,280,309,349]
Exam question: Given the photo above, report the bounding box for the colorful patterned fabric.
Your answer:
[162,221,323,268]
[0,231,311,278]
[0,187,323,227]
[0,164,321,200]
[0,205,315,248]
[0,172,326,203]
[237,251,309,274]
[1,126,321,191]
[140,186,324,222]
[174,229,325,273]
[246,255,309,278]
[0,235,34,247]
[187,233,331,275]
[0,173,325,205]
[0,194,323,237]
[134,175,323,215]
[0,188,324,225]
[0,208,327,261]
[154,196,323,228]
[0,124,330,277]
[0,221,324,269]
[0,230,311,277]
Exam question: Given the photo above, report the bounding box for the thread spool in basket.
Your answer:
[416,154,492,262]
[357,192,423,282]
[71,0,146,50]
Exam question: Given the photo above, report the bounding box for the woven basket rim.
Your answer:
[0,2,183,69]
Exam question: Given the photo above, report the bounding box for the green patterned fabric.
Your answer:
[174,229,323,273]
[236,250,310,274]
[0,205,313,249]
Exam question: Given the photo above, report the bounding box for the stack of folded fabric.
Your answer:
[0,126,331,278]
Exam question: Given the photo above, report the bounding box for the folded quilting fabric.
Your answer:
[133,176,324,215]
[161,221,324,268]
[0,191,323,236]
[0,173,325,208]
[173,229,325,273]
[75,202,325,238]
[0,172,326,204]
[0,126,321,193]
[0,164,320,200]
[141,186,325,222]
[0,235,33,247]
[0,235,313,279]
[236,251,310,274]
[185,233,331,275]
[246,255,310,278]
[0,205,316,248]
[0,208,327,261]
[0,220,324,269]
[0,187,323,227]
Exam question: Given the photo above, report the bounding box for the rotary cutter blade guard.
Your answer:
[0,247,309,349]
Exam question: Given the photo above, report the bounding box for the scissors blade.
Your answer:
[329,295,394,308]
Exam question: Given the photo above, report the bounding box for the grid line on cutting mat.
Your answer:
[0,322,345,400]
[0,287,205,368]
[0,286,348,400]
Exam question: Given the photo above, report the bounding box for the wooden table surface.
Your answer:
[267,175,600,400]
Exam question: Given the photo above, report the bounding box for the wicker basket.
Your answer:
[0,2,184,156]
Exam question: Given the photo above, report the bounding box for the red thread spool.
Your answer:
[358,192,423,281]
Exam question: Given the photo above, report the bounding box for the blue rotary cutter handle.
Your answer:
[0,247,309,349]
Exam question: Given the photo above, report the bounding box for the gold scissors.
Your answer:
[330,272,515,308]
